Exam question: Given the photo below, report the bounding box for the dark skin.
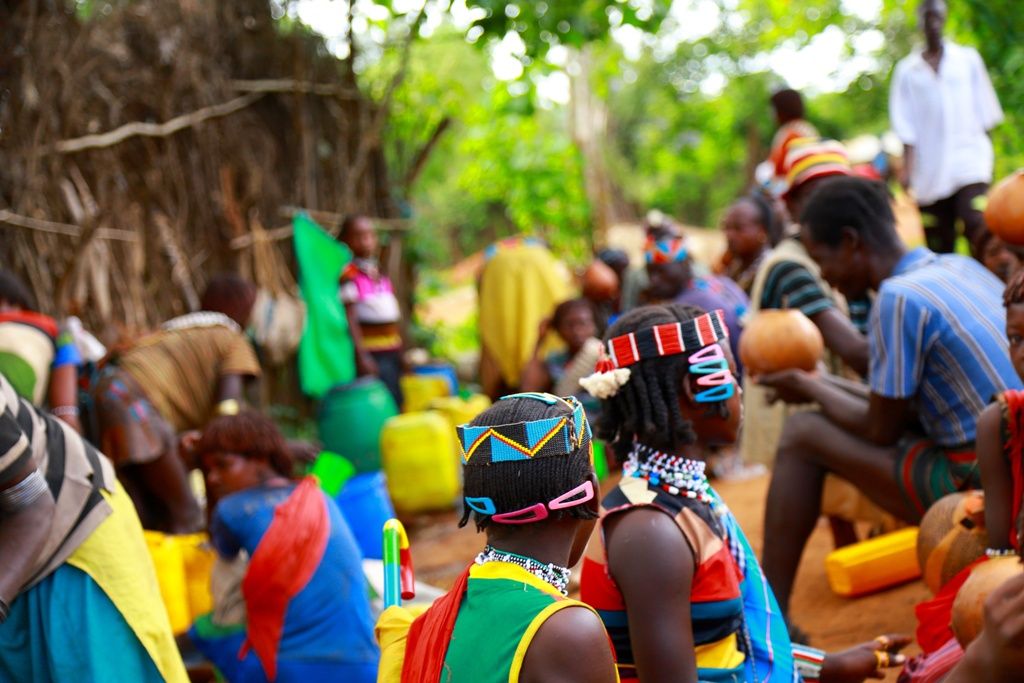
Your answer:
[605,344,906,681]
[979,236,1022,284]
[342,216,383,378]
[758,226,923,618]
[0,463,56,610]
[486,472,617,683]
[645,261,690,303]
[521,306,598,393]
[899,0,947,191]
[783,181,870,377]
[977,303,1024,551]
[723,199,769,267]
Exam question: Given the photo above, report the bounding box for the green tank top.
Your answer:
[441,561,606,683]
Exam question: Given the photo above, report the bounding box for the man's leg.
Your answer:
[953,182,990,257]
[919,195,957,254]
[762,412,909,620]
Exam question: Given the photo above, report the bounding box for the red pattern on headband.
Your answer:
[607,310,729,369]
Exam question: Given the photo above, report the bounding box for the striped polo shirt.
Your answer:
[869,248,1022,446]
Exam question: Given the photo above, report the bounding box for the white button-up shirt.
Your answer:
[889,41,1003,205]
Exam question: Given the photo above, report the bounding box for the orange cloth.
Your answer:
[400,565,471,683]
[239,477,330,681]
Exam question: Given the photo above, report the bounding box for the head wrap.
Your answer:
[645,236,688,265]
[781,138,852,199]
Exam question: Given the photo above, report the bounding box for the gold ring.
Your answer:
[874,650,890,669]
[874,635,891,649]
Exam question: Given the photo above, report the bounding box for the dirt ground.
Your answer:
[406,473,928,681]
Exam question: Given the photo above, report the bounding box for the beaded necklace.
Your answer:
[475,545,571,596]
[624,443,714,505]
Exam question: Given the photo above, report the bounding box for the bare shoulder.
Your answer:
[520,605,617,683]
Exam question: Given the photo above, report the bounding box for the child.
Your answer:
[339,215,404,407]
[977,269,1024,554]
[578,303,908,682]
[378,393,617,683]
[188,412,378,683]
[520,299,604,418]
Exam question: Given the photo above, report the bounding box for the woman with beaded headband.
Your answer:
[578,303,909,683]
[377,392,617,683]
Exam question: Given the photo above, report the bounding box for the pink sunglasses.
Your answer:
[490,480,596,525]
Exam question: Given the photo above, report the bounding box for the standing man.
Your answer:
[889,0,1003,255]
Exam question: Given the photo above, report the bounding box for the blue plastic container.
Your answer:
[335,471,396,560]
[412,364,458,396]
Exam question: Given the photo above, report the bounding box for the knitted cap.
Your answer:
[781,137,852,199]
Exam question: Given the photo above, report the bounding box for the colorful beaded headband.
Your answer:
[457,393,591,466]
[579,310,733,400]
[646,236,688,265]
[460,393,595,525]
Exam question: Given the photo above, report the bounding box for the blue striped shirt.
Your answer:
[869,248,1022,446]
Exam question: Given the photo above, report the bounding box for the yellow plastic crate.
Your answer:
[381,412,459,514]
[825,526,921,597]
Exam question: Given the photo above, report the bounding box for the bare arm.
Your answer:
[0,464,56,608]
[810,308,868,377]
[607,507,698,683]
[899,144,915,192]
[520,605,618,683]
[47,365,82,434]
[977,403,1014,550]
[344,302,377,377]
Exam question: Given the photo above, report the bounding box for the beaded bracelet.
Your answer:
[985,547,1018,558]
[792,644,826,682]
[51,405,79,418]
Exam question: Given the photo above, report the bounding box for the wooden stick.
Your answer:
[230,78,359,98]
[50,92,265,154]
[0,209,137,241]
[229,210,411,249]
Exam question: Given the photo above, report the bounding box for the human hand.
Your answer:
[820,634,910,683]
[178,430,202,468]
[755,368,815,405]
[357,351,379,377]
[961,571,1024,681]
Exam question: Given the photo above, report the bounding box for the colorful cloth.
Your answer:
[442,562,613,683]
[339,259,402,352]
[195,482,378,682]
[674,275,748,375]
[580,477,797,682]
[478,240,572,388]
[780,138,852,199]
[0,373,187,682]
[769,119,820,178]
[758,252,834,319]
[0,310,80,405]
[295,213,357,398]
[92,366,176,466]
[117,322,260,431]
[869,247,1021,446]
[894,436,980,521]
[897,637,964,683]
[646,236,688,264]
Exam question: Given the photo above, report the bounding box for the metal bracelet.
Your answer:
[51,405,80,417]
[0,470,50,515]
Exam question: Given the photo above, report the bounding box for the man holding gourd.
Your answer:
[757,175,1021,635]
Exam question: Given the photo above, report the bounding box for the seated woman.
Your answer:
[578,303,908,683]
[379,393,617,683]
[521,299,604,419]
[0,270,82,432]
[187,412,378,683]
[720,194,781,296]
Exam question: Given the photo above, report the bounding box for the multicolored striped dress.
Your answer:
[580,476,748,682]
[441,561,617,683]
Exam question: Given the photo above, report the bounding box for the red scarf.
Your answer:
[914,556,988,654]
[240,477,330,681]
[1004,390,1024,551]
[400,565,472,683]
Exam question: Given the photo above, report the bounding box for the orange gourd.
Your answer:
[951,556,1024,647]
[984,170,1024,245]
[739,309,823,375]
[916,491,989,594]
[582,260,619,302]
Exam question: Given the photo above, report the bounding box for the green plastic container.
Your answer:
[317,378,399,473]
[311,451,356,497]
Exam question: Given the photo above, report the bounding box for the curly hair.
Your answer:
[0,270,38,310]
[1004,267,1024,308]
[200,273,257,327]
[194,411,293,477]
[597,303,728,461]
[459,395,596,531]
[800,176,900,252]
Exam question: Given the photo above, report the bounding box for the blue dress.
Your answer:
[190,484,379,682]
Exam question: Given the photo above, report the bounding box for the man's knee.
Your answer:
[776,411,825,457]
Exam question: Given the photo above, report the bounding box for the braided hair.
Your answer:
[1004,268,1024,308]
[744,192,783,247]
[596,303,728,461]
[459,395,596,531]
[800,176,900,252]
